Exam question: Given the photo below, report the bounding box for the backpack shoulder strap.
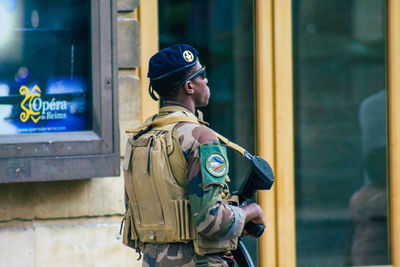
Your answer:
[125,116,199,134]
[132,116,247,156]
[125,110,248,156]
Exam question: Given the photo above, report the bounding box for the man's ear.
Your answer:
[183,81,195,95]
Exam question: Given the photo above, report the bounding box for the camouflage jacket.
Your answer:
[143,106,245,267]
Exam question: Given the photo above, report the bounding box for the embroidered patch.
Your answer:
[200,144,229,186]
[205,152,228,177]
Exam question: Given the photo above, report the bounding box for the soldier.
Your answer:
[123,44,265,267]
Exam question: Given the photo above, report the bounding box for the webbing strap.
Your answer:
[214,133,246,156]
[125,117,199,134]
[194,254,209,267]
[125,116,247,156]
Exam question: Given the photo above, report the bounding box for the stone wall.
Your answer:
[0,0,143,266]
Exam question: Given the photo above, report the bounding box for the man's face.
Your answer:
[190,62,210,107]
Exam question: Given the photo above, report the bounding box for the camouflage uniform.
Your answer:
[142,106,246,267]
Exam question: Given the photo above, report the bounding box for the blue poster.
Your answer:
[0,78,89,134]
[0,0,91,135]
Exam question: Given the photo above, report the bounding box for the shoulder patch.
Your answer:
[205,152,228,177]
[200,144,229,187]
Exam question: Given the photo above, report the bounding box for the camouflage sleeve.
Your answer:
[176,122,246,239]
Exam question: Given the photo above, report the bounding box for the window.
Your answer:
[0,0,91,134]
[0,0,119,182]
[293,0,389,265]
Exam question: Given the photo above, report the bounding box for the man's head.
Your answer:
[148,44,210,107]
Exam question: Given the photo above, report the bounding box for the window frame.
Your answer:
[256,0,400,266]
[0,0,120,183]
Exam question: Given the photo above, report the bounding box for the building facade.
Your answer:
[1,0,399,267]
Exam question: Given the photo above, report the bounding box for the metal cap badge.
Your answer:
[183,50,194,63]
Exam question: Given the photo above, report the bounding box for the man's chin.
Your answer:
[196,101,209,108]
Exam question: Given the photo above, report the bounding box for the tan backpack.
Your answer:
[121,109,246,256]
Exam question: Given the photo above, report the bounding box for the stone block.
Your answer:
[85,176,125,216]
[0,183,35,220]
[117,74,143,157]
[0,217,142,267]
[119,75,141,121]
[117,0,139,12]
[120,120,141,158]
[0,173,126,221]
[0,221,35,267]
[118,19,140,68]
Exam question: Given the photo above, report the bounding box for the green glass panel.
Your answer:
[293,0,389,266]
[159,0,258,265]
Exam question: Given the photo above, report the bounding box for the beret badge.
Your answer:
[183,50,194,63]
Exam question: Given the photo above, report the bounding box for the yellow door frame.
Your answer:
[139,0,159,122]
[255,0,278,266]
[256,1,295,266]
[389,0,400,265]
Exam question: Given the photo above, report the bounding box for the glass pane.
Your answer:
[0,0,91,135]
[158,0,257,264]
[293,0,389,266]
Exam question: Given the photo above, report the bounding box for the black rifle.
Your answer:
[231,152,274,267]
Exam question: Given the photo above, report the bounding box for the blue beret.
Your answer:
[148,44,199,80]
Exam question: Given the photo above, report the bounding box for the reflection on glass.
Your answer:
[158,0,257,264]
[0,0,91,135]
[293,0,389,266]
[351,90,388,265]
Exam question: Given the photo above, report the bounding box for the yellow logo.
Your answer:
[183,50,194,63]
[20,85,41,123]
